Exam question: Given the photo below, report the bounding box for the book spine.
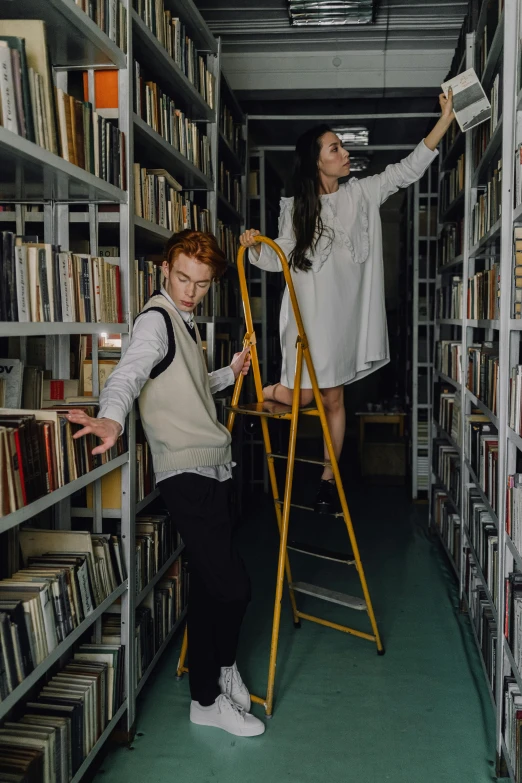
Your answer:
[0,42,19,133]
[38,248,51,322]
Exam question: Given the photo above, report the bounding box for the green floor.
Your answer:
[95,481,498,783]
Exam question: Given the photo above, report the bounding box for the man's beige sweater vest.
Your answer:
[137,293,232,472]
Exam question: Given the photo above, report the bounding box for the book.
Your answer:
[0,359,24,408]
[0,20,57,154]
[0,234,123,323]
[441,68,492,132]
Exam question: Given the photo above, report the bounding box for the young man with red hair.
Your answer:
[67,230,264,737]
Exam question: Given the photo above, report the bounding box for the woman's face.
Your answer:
[317,131,350,179]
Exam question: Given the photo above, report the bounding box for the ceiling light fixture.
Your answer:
[347,155,371,172]
[288,0,375,27]
[331,126,369,146]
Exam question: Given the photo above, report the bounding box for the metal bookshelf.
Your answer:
[0,0,247,777]
[430,1,522,777]
[409,171,438,499]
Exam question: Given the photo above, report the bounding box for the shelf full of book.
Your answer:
[0,0,247,779]
[430,1,522,778]
[408,169,438,499]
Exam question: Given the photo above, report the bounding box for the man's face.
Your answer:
[162,252,213,313]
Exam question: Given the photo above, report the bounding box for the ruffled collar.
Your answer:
[318,179,370,266]
[279,178,370,268]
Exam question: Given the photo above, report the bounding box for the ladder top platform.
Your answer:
[227,401,319,419]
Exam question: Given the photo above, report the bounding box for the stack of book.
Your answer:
[505,572,522,677]
[132,1,215,108]
[0,23,125,186]
[503,676,522,781]
[434,441,461,505]
[0,234,123,324]
[100,555,188,685]
[134,61,212,177]
[0,406,126,516]
[476,0,504,79]
[467,486,498,602]
[509,366,522,435]
[506,474,522,555]
[432,489,461,568]
[219,163,241,211]
[489,70,503,135]
[213,279,237,319]
[136,419,155,503]
[436,340,463,383]
[134,172,211,234]
[465,550,497,688]
[135,512,182,595]
[154,556,189,648]
[75,0,127,51]
[467,263,500,320]
[440,154,465,212]
[471,163,502,244]
[220,105,245,162]
[437,386,458,437]
[217,222,239,262]
[0,640,124,779]
[135,257,163,314]
[440,220,464,266]
[467,414,498,511]
[437,276,462,319]
[467,342,499,413]
[513,227,522,318]
[440,118,460,159]
[0,528,125,692]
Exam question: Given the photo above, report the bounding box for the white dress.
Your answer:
[249,140,438,389]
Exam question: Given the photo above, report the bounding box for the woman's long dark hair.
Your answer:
[290,124,333,272]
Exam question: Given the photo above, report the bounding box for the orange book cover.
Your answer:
[82,70,119,109]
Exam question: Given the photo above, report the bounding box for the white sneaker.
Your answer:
[190,694,265,737]
[219,662,251,711]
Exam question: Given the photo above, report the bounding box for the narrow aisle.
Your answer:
[96,484,496,783]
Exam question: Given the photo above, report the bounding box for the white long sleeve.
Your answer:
[248,200,295,273]
[360,139,439,205]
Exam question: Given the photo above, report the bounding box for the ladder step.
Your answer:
[288,541,355,565]
[290,582,366,611]
[275,499,344,518]
[227,402,319,419]
[268,453,329,467]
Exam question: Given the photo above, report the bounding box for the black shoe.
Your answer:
[314,479,336,514]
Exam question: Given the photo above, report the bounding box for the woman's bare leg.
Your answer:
[319,386,345,481]
[263,383,314,407]
[263,383,345,477]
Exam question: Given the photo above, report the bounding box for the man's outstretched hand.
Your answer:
[66,410,121,455]
[230,347,252,379]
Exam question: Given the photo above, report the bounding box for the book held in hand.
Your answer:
[441,68,492,132]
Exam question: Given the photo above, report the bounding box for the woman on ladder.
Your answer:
[240,91,454,513]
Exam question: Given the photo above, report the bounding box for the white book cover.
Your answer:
[0,358,23,407]
[58,252,74,322]
[56,86,68,161]
[441,68,491,132]
[0,41,18,133]
[15,244,30,322]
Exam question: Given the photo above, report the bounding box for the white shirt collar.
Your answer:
[161,286,195,328]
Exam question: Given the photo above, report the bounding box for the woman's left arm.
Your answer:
[361,90,454,205]
[424,89,455,151]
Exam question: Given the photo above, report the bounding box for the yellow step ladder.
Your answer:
[177,236,384,717]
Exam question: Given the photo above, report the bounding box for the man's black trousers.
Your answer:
[158,473,251,706]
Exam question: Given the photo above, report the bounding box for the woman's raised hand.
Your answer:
[239,229,261,248]
[439,87,454,120]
